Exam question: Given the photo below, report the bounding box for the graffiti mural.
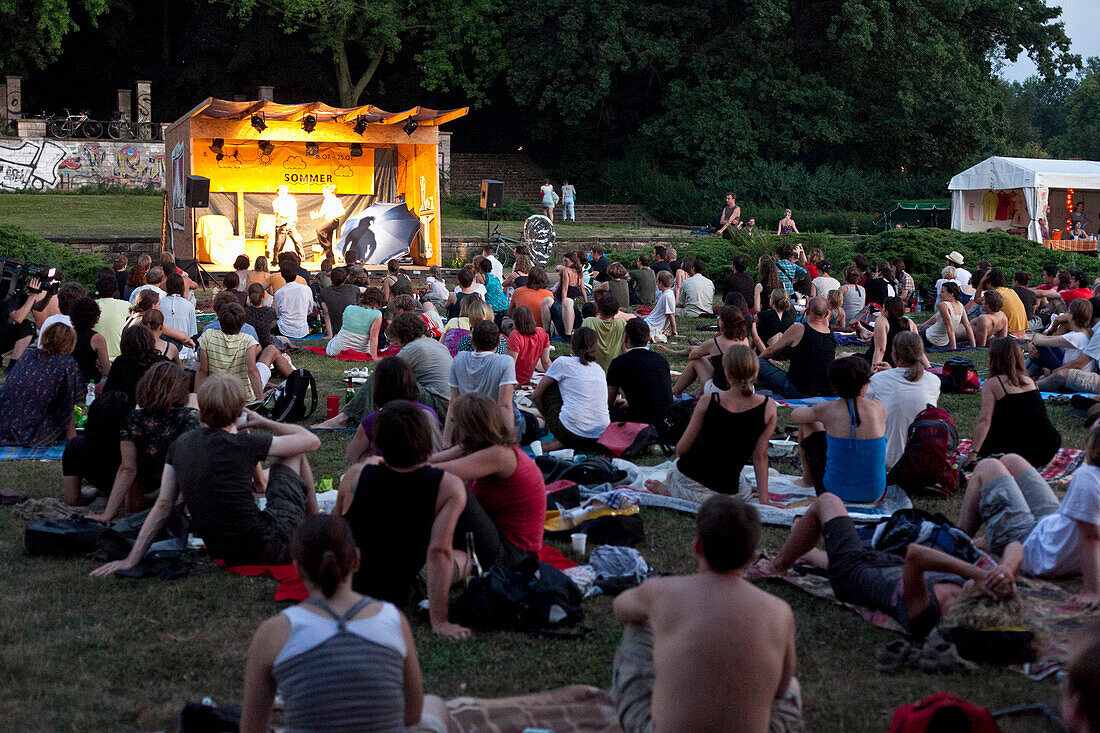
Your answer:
[0,138,166,190]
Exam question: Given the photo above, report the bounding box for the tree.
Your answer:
[1055,59,1100,160]
[223,0,505,108]
[0,0,108,73]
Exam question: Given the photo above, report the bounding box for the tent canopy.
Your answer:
[180,98,467,128]
[949,156,1100,191]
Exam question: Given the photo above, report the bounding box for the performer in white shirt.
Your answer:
[310,184,345,261]
[272,185,302,259]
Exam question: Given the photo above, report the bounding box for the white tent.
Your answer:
[948,156,1100,243]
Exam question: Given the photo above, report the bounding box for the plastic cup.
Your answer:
[326,395,340,418]
[571,532,587,556]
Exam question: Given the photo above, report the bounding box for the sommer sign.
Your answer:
[192,140,374,194]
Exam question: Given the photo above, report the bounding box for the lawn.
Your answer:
[0,193,686,241]
[0,314,1081,730]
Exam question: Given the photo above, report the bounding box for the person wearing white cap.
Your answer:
[946,251,971,286]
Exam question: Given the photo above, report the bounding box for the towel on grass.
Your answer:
[958,439,1084,489]
[763,562,1088,680]
[446,684,618,733]
[292,333,326,341]
[0,442,66,461]
[304,344,401,361]
[594,460,911,527]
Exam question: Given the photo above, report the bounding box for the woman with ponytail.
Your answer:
[241,514,449,733]
[531,326,610,451]
[652,345,777,505]
[867,331,941,469]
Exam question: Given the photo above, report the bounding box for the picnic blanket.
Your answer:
[762,561,1094,680]
[446,684,618,733]
[304,344,401,361]
[594,460,911,527]
[0,442,66,461]
[958,439,1084,489]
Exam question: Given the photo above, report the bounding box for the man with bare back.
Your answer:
[612,495,804,733]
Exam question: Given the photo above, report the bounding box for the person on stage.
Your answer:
[272,185,302,260]
[310,184,345,262]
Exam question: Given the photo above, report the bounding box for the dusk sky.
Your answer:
[999,0,1100,82]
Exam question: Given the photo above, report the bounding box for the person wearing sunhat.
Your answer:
[946,251,971,286]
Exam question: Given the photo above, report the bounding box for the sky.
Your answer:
[999,0,1100,82]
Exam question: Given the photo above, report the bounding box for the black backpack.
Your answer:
[25,517,107,557]
[258,368,317,422]
[451,558,583,632]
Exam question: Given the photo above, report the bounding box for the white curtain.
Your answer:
[1024,186,1043,242]
[950,190,965,232]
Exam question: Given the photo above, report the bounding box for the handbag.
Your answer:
[597,421,655,458]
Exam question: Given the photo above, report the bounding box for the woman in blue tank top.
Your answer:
[790,356,887,503]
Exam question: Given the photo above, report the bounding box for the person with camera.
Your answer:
[2,277,49,368]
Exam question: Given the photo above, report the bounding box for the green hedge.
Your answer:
[604,229,1099,289]
[441,195,535,222]
[0,224,109,290]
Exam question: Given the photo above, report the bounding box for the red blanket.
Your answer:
[215,545,576,602]
[304,344,401,361]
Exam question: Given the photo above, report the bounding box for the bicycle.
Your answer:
[106,111,157,141]
[47,109,103,139]
[488,225,521,269]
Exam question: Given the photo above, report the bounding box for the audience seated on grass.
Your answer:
[1062,630,1100,733]
[244,284,277,350]
[792,356,887,502]
[581,295,627,372]
[721,255,756,308]
[102,326,169,404]
[240,514,448,733]
[509,266,554,330]
[93,272,130,360]
[445,265,486,320]
[674,257,715,318]
[607,318,674,425]
[126,290,195,349]
[864,297,920,367]
[968,289,1009,347]
[446,320,523,442]
[958,443,1100,605]
[968,338,1061,469]
[532,327,611,452]
[203,291,261,342]
[87,363,201,522]
[505,305,550,386]
[761,493,1023,640]
[61,390,129,506]
[669,305,750,397]
[336,400,471,639]
[837,265,866,326]
[455,298,508,355]
[432,392,547,565]
[1028,298,1093,377]
[318,266,360,338]
[757,296,836,399]
[441,294,482,357]
[642,270,677,340]
[613,495,803,733]
[91,374,321,575]
[593,262,631,313]
[128,265,166,306]
[160,273,197,354]
[345,357,442,466]
[753,288,795,351]
[867,332,940,469]
[271,260,314,339]
[140,310,182,364]
[652,345,777,505]
[549,251,587,340]
[69,296,111,387]
[918,281,975,349]
[35,281,82,347]
[326,286,384,358]
[198,302,266,403]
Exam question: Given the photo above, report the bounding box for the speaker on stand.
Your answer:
[180,175,215,289]
[480,179,503,244]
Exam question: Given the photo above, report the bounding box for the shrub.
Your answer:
[441,195,535,221]
[0,224,108,290]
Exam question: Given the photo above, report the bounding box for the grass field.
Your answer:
[0,193,686,241]
[0,306,1083,731]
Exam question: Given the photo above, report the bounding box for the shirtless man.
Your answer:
[612,495,803,733]
[970,289,1008,347]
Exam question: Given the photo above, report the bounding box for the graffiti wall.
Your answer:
[0,138,165,191]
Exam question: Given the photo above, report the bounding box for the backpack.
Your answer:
[451,558,583,632]
[930,357,980,394]
[888,406,963,496]
[656,399,695,445]
[889,692,997,733]
[866,508,983,563]
[597,422,656,458]
[258,368,317,422]
[25,517,107,557]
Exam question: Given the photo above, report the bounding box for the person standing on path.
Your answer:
[561,180,577,222]
[540,179,557,222]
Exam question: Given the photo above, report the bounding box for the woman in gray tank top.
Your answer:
[240,514,448,733]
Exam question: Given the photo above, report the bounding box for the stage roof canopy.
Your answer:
[180,97,468,127]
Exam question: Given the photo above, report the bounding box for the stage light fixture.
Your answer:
[353,116,368,135]
[258,140,274,156]
[251,114,266,132]
[302,114,317,133]
[305,142,319,156]
[402,118,418,136]
[209,138,224,155]
[350,143,363,157]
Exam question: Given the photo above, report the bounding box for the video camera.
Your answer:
[0,258,60,303]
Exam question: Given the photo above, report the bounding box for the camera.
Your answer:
[0,258,60,303]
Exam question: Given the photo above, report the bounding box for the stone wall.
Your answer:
[48,235,162,258]
[0,138,165,191]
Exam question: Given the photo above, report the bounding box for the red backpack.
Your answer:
[888,406,962,496]
[889,693,997,733]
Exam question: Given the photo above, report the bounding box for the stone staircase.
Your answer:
[449,153,655,226]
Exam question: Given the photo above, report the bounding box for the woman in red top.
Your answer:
[431,393,546,561]
[506,306,551,385]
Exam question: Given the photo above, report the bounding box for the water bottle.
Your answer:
[85,381,95,406]
[465,531,483,583]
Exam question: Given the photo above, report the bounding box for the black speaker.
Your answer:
[480,179,503,210]
[185,175,210,208]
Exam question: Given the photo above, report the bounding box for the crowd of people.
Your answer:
[5,237,1100,732]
